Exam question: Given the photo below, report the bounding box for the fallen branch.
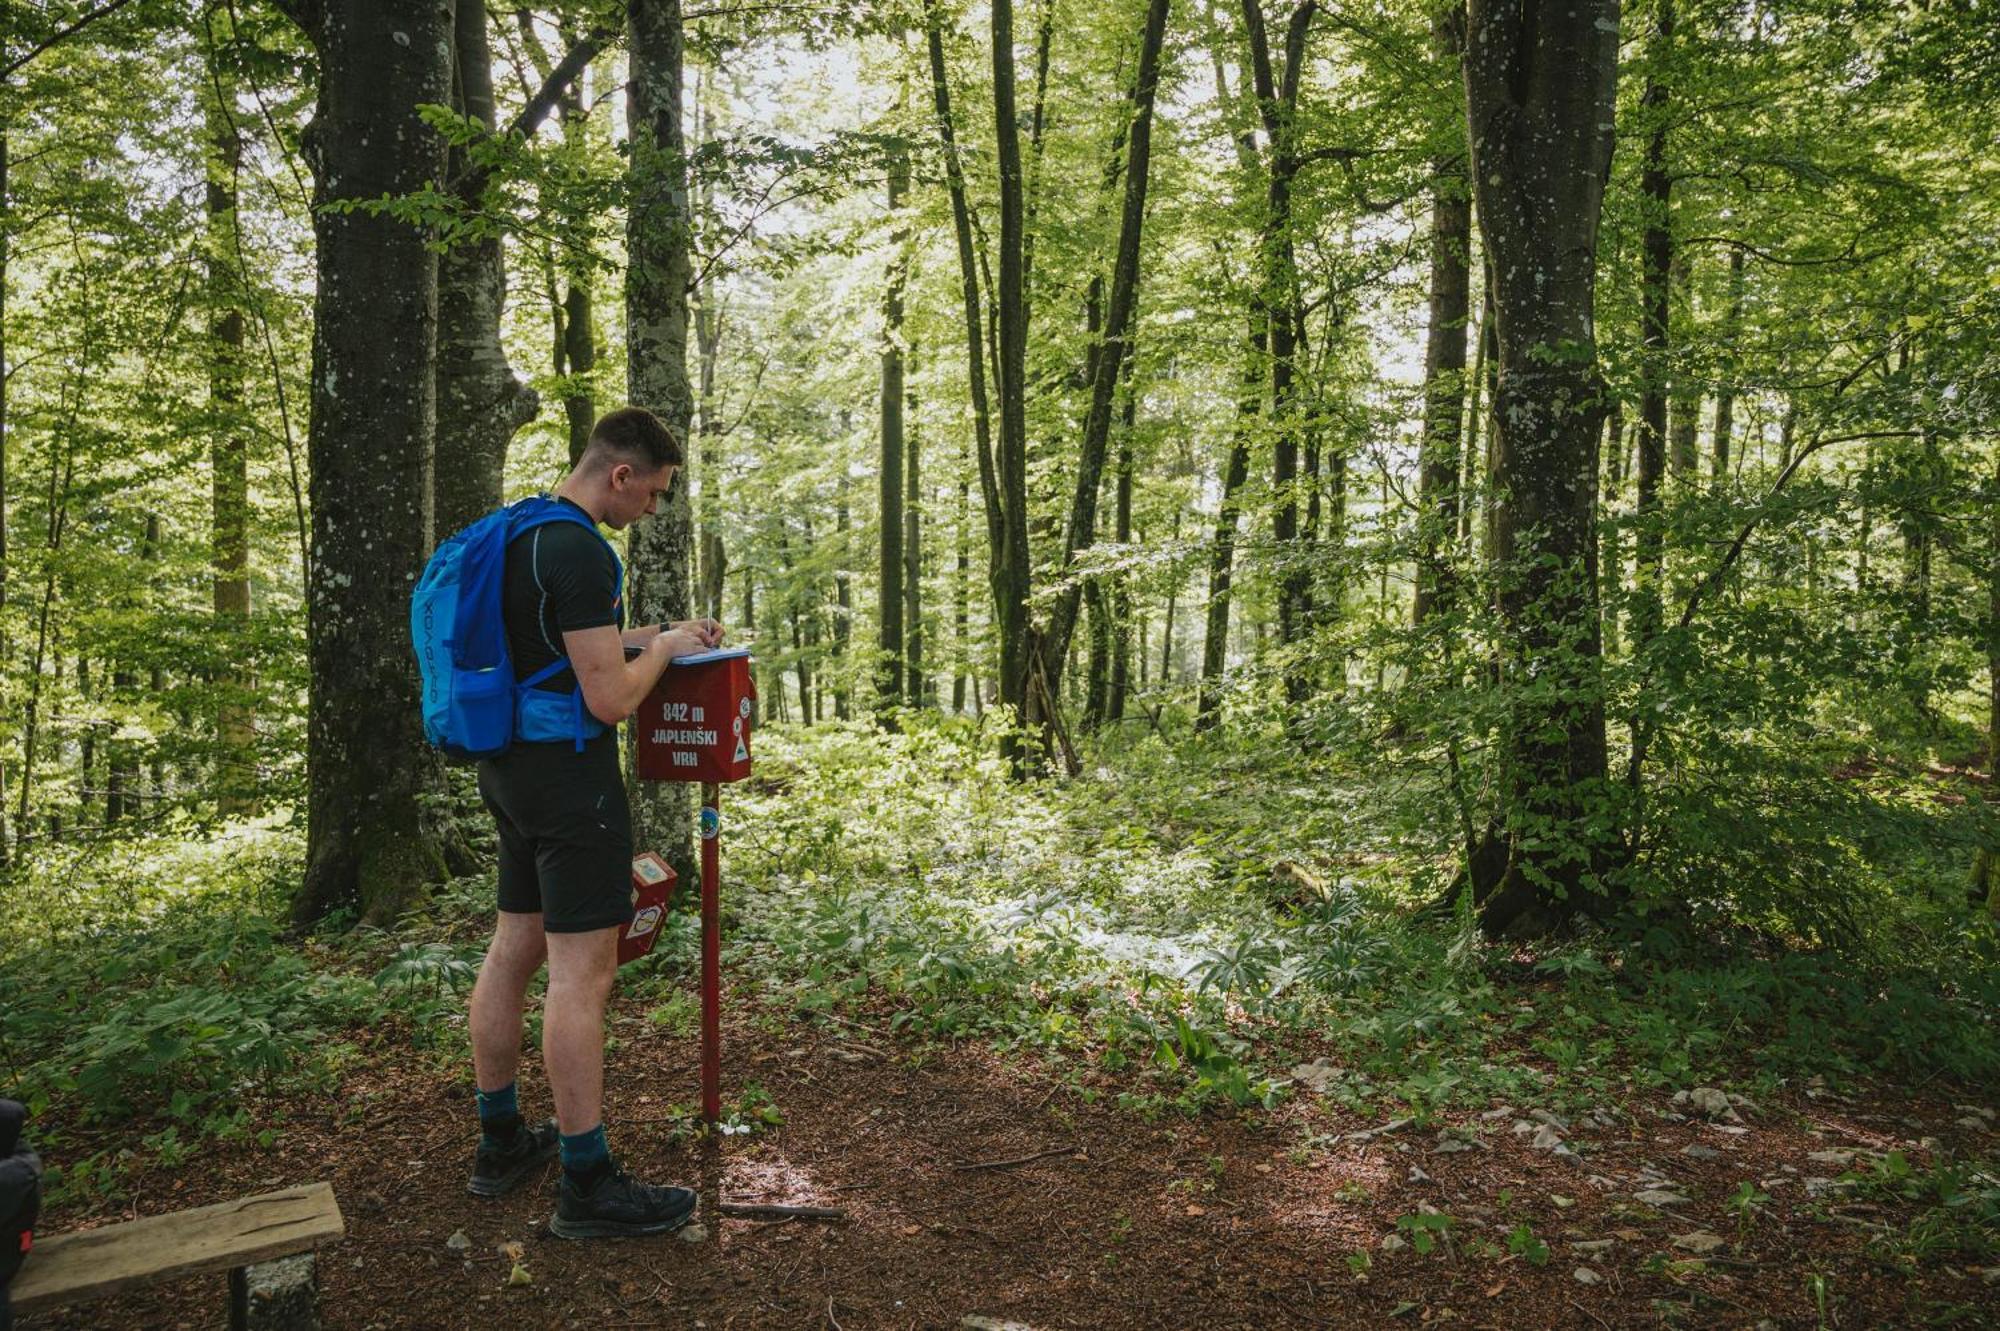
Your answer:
[1567,1300,1613,1331]
[718,1201,846,1220]
[950,1143,1079,1172]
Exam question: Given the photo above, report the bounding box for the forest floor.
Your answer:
[11,724,2000,1329]
[20,972,2000,1331]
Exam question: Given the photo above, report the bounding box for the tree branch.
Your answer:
[451,25,619,199]
[1,0,141,79]
[506,26,616,142]
[1679,232,1897,268]
[1672,429,1923,635]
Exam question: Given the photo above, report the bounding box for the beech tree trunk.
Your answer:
[434,0,538,542]
[1411,5,1470,628]
[1242,0,1314,702]
[626,0,697,879]
[289,0,456,928]
[1195,4,1269,734]
[1973,442,2000,916]
[1463,0,1621,937]
[924,0,1005,713]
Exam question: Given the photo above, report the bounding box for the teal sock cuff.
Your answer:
[559,1124,610,1173]
[476,1081,519,1125]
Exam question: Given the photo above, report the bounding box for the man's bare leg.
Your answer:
[542,924,696,1238]
[543,925,619,1133]
[465,911,560,1198]
[470,910,548,1093]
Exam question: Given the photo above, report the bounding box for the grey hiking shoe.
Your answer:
[468,1117,559,1198]
[550,1160,697,1239]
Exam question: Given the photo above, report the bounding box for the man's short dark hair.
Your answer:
[586,407,682,469]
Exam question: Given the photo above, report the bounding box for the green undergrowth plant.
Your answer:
[0,829,530,1202]
[1834,1150,2000,1268]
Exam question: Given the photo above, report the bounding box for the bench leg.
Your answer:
[228,1252,318,1331]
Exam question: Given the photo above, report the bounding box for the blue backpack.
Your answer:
[412,496,621,758]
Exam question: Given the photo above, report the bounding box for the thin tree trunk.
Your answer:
[1037,0,1170,703]
[1083,581,1111,728]
[1108,376,1135,721]
[742,561,761,722]
[1463,0,1620,937]
[0,122,9,676]
[694,287,725,619]
[878,129,909,714]
[626,0,697,881]
[1632,0,1674,655]
[1463,270,1493,548]
[906,361,924,706]
[563,278,596,466]
[923,0,1009,717]
[693,73,726,620]
[1161,508,1181,686]
[954,437,970,713]
[991,0,1033,744]
[1020,0,1057,321]
[1669,253,1700,481]
[145,513,167,805]
[206,44,255,817]
[1712,246,1744,479]
[1600,404,1625,656]
[289,0,455,927]
[1197,312,1262,733]
[835,473,852,719]
[1194,2,1270,731]
[1242,0,1314,702]
[80,655,98,822]
[787,523,814,725]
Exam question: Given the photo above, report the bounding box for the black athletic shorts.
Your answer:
[476,732,633,934]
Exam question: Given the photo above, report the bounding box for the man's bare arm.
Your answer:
[566,624,710,725]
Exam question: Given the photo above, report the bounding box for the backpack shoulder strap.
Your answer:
[505,496,623,584]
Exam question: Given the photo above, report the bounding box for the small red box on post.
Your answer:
[635,648,755,784]
[618,852,679,966]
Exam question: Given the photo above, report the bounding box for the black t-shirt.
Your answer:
[503,499,624,692]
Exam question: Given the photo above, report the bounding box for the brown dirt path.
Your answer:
[17,979,2000,1330]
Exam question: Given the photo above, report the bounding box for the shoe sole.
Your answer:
[467,1140,560,1199]
[548,1207,696,1240]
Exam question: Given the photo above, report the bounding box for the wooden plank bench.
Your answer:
[9,1182,344,1329]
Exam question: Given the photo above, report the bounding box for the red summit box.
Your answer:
[619,852,679,966]
[635,647,755,784]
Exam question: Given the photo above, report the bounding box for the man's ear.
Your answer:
[609,462,632,489]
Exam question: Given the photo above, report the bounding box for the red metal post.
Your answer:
[700,782,722,1123]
